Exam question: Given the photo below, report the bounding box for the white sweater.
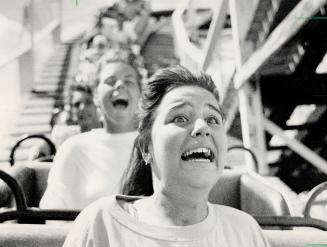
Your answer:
[63,195,271,247]
[40,129,138,210]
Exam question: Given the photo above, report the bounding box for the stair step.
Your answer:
[34,78,62,84]
[44,61,69,67]
[39,74,63,80]
[32,84,61,92]
[39,71,63,77]
[16,115,52,126]
[0,149,30,163]
[21,107,54,115]
[23,99,55,109]
[0,161,10,168]
[10,124,51,136]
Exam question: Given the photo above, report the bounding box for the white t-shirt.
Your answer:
[63,195,271,247]
[40,129,138,210]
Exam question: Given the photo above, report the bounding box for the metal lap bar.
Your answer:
[0,170,27,211]
[254,216,327,231]
[0,209,80,223]
[304,182,327,217]
[9,134,56,166]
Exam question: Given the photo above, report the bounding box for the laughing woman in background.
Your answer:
[40,50,142,210]
[63,66,270,247]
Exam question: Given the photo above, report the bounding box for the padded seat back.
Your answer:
[265,230,327,247]
[209,169,243,208]
[26,161,52,205]
[240,173,291,216]
[209,170,291,216]
[0,224,69,247]
[0,162,51,208]
[0,164,35,208]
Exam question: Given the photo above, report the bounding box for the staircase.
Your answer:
[0,41,80,168]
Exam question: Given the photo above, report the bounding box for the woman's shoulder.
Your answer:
[75,195,141,227]
[211,204,258,226]
[84,196,115,211]
[59,129,104,148]
[210,204,270,246]
[76,196,117,221]
[81,195,141,214]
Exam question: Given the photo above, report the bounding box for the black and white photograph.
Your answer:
[0,0,327,246]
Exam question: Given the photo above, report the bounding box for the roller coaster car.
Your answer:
[1,161,290,215]
[1,162,327,246]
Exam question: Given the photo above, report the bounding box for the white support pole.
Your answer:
[200,0,228,71]
[264,118,327,174]
[53,0,63,43]
[19,0,35,93]
[229,0,267,174]
[238,79,268,174]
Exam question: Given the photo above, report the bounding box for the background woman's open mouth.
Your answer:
[112,99,129,109]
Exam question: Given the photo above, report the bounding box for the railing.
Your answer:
[0,0,62,93]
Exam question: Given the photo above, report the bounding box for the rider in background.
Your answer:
[39,49,143,210]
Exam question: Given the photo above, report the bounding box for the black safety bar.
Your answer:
[228,145,259,173]
[303,182,327,217]
[0,170,79,223]
[9,134,56,166]
[254,215,327,231]
[0,209,79,223]
[0,170,27,211]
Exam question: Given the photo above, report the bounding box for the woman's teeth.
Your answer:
[181,147,214,162]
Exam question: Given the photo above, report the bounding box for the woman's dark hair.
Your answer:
[121,65,221,196]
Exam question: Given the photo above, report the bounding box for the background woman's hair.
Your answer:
[96,48,143,89]
[121,65,222,196]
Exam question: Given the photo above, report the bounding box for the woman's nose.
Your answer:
[114,79,124,89]
[191,119,210,137]
[78,103,86,111]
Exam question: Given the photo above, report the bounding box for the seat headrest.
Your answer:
[209,169,244,208]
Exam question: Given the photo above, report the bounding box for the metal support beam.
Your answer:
[264,118,327,174]
[238,80,268,173]
[230,0,268,174]
[200,0,228,71]
[234,0,327,89]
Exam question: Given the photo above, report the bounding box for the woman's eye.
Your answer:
[104,77,117,86]
[125,80,137,85]
[173,116,188,124]
[206,116,221,125]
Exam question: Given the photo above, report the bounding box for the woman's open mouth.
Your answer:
[181,147,215,163]
[112,98,129,109]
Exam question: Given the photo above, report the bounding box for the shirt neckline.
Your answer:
[90,129,138,140]
[107,195,217,241]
